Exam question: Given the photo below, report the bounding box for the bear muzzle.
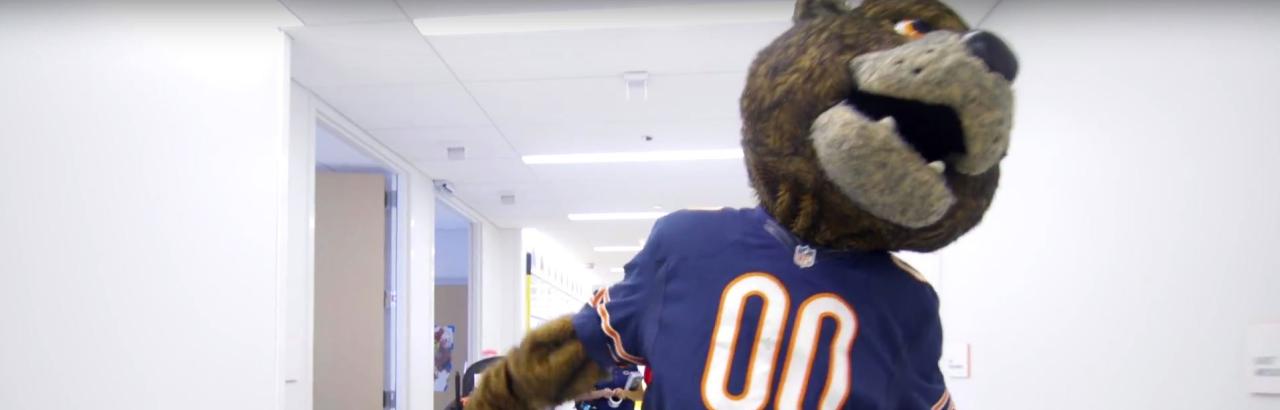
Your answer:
[809,30,1016,229]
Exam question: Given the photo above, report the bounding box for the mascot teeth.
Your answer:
[928,161,946,174]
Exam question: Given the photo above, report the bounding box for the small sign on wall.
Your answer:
[940,342,971,379]
[1249,324,1280,395]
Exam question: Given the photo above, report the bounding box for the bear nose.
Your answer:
[963,31,1018,82]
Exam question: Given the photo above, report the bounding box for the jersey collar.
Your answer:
[753,207,870,262]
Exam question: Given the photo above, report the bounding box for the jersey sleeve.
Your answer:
[897,286,955,410]
[571,217,669,371]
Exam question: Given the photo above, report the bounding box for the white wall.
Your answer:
[0,2,296,409]
[478,225,526,355]
[282,83,317,410]
[404,170,437,410]
[941,1,1280,409]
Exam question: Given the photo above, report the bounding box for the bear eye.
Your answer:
[894,19,934,40]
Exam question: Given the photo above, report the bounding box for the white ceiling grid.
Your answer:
[282,0,1003,281]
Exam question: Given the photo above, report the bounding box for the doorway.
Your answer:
[313,122,402,410]
[433,200,475,408]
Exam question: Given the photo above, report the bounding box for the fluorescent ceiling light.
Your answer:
[569,212,668,221]
[594,246,643,253]
[414,2,790,36]
[524,149,743,165]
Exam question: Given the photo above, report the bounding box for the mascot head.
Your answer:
[742,0,1018,252]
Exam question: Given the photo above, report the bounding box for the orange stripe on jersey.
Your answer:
[596,289,646,365]
[591,288,608,308]
[931,390,950,410]
[594,289,625,363]
[890,255,929,283]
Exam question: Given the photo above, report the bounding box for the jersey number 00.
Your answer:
[700,272,859,410]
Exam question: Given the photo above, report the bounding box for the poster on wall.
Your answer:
[434,325,456,392]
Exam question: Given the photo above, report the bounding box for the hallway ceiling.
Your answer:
[282,0,1003,282]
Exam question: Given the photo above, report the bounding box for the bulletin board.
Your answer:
[523,248,593,331]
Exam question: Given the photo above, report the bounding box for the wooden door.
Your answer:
[314,172,386,410]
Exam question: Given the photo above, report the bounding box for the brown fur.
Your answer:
[742,0,1000,252]
[468,317,605,409]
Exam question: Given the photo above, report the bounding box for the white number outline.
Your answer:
[700,273,789,409]
[776,293,858,410]
[699,273,860,410]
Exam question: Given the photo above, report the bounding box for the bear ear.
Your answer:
[793,0,858,22]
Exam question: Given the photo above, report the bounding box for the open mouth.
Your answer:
[845,86,966,166]
[804,31,1014,229]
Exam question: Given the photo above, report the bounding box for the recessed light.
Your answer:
[523,149,743,165]
[594,246,643,253]
[569,212,668,221]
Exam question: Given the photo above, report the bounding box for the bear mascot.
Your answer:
[469,0,1017,408]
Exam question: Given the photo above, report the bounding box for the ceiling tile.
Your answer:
[279,0,406,25]
[501,119,742,155]
[414,158,538,185]
[427,21,790,82]
[397,0,761,19]
[539,163,755,211]
[448,182,565,227]
[532,158,746,183]
[468,72,744,127]
[289,22,456,87]
[400,0,1001,27]
[311,82,490,129]
[371,126,517,162]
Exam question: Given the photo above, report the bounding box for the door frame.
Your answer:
[280,82,438,410]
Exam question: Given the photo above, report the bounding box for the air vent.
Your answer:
[447,146,466,161]
[623,71,649,101]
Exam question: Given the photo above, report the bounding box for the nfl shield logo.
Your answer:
[794,245,817,268]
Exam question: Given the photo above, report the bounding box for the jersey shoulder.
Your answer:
[888,254,932,284]
[648,207,758,258]
[856,253,941,314]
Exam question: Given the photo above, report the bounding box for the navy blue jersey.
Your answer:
[572,208,953,410]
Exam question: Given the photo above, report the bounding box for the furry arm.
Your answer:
[467,316,607,409]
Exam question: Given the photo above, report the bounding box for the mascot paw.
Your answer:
[468,316,605,409]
